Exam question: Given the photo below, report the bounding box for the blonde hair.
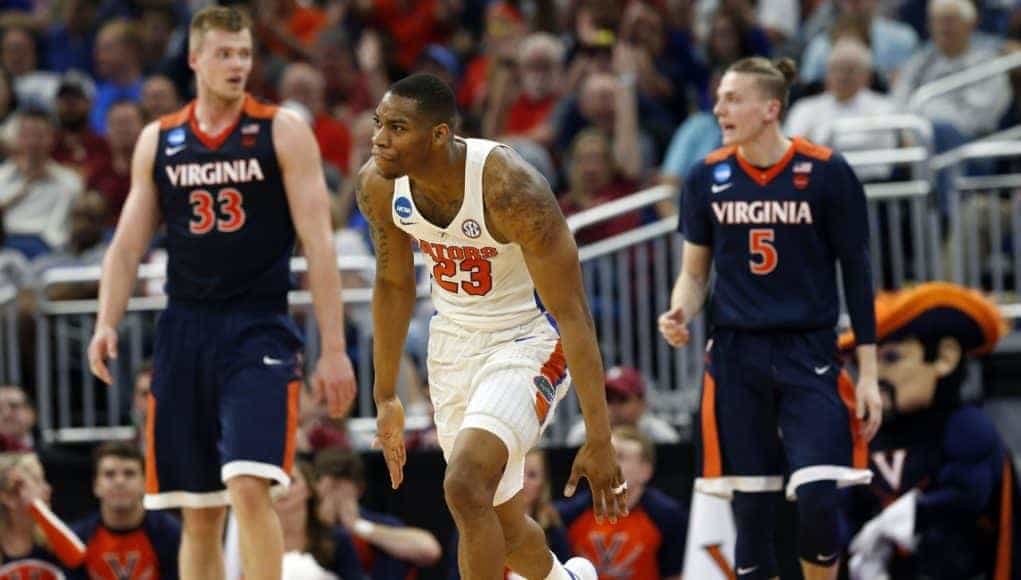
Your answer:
[189,5,252,54]
[727,56,798,111]
[929,0,977,21]
[612,425,656,464]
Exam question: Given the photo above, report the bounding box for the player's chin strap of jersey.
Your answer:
[847,489,919,580]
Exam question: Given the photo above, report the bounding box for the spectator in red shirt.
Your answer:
[86,100,142,224]
[313,29,381,122]
[255,0,328,60]
[457,1,526,126]
[279,62,352,176]
[482,32,564,144]
[369,0,454,72]
[51,72,110,178]
[558,128,642,245]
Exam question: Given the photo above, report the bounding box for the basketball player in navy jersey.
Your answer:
[87,7,356,580]
[357,73,623,580]
[659,57,882,580]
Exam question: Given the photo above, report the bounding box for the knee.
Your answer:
[794,481,845,563]
[795,481,841,528]
[226,475,273,514]
[182,506,226,539]
[443,455,501,518]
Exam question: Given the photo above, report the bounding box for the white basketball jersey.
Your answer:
[392,138,544,330]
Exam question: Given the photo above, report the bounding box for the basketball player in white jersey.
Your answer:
[357,74,625,580]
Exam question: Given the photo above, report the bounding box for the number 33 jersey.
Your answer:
[680,137,871,332]
[392,138,546,331]
[154,95,295,303]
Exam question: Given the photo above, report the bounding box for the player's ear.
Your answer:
[934,337,963,378]
[766,98,782,123]
[432,123,450,145]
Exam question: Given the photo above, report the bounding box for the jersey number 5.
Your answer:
[749,228,777,275]
[190,188,246,234]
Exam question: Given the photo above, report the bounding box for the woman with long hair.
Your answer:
[0,452,83,579]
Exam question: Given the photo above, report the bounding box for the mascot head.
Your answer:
[839,283,1006,417]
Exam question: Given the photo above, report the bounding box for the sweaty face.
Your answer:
[94,457,144,511]
[190,28,253,102]
[371,93,436,180]
[876,338,941,414]
[713,72,777,146]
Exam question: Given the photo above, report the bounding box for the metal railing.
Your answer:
[31,255,433,443]
[0,283,19,385]
[907,51,1021,112]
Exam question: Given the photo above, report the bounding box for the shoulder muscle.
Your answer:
[482,145,563,249]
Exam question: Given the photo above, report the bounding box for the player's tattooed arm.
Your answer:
[355,161,416,375]
[485,148,627,522]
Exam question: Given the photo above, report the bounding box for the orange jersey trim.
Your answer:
[793,137,833,161]
[736,139,798,187]
[705,146,737,164]
[700,372,723,477]
[158,104,191,130]
[145,393,159,494]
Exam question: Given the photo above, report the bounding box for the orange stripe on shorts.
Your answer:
[838,370,869,469]
[282,381,300,475]
[145,393,158,494]
[700,372,722,477]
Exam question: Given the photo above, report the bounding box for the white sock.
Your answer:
[543,552,571,580]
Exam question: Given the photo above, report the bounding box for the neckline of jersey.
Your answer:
[735,137,800,187]
[187,95,250,151]
[406,138,472,233]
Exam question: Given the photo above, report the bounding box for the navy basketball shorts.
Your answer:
[144,300,303,510]
[695,328,871,500]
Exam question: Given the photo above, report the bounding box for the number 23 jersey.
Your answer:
[392,138,545,331]
[680,137,871,332]
[153,95,295,303]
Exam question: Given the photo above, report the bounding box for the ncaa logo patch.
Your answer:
[713,163,732,183]
[461,219,482,239]
[394,197,413,219]
[167,127,186,146]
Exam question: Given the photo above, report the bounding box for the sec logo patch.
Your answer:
[462,219,482,238]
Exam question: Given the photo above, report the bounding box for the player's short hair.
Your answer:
[92,441,144,475]
[612,425,655,465]
[189,5,252,54]
[727,56,798,111]
[314,448,365,487]
[388,73,458,128]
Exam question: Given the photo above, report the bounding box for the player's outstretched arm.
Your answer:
[355,160,417,489]
[483,146,627,523]
[659,241,711,348]
[89,122,162,385]
[275,108,357,418]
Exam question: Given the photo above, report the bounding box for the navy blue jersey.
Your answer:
[680,137,876,343]
[153,95,295,305]
[851,406,1020,579]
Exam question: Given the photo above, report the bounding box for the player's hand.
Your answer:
[856,372,882,442]
[564,436,628,524]
[88,325,118,385]
[658,306,690,347]
[373,396,406,490]
[314,351,356,419]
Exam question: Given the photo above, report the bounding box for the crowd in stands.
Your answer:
[1,0,1021,577]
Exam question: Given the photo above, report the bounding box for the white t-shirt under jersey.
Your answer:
[391,138,547,331]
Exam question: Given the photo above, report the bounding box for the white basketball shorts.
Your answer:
[428,313,569,506]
